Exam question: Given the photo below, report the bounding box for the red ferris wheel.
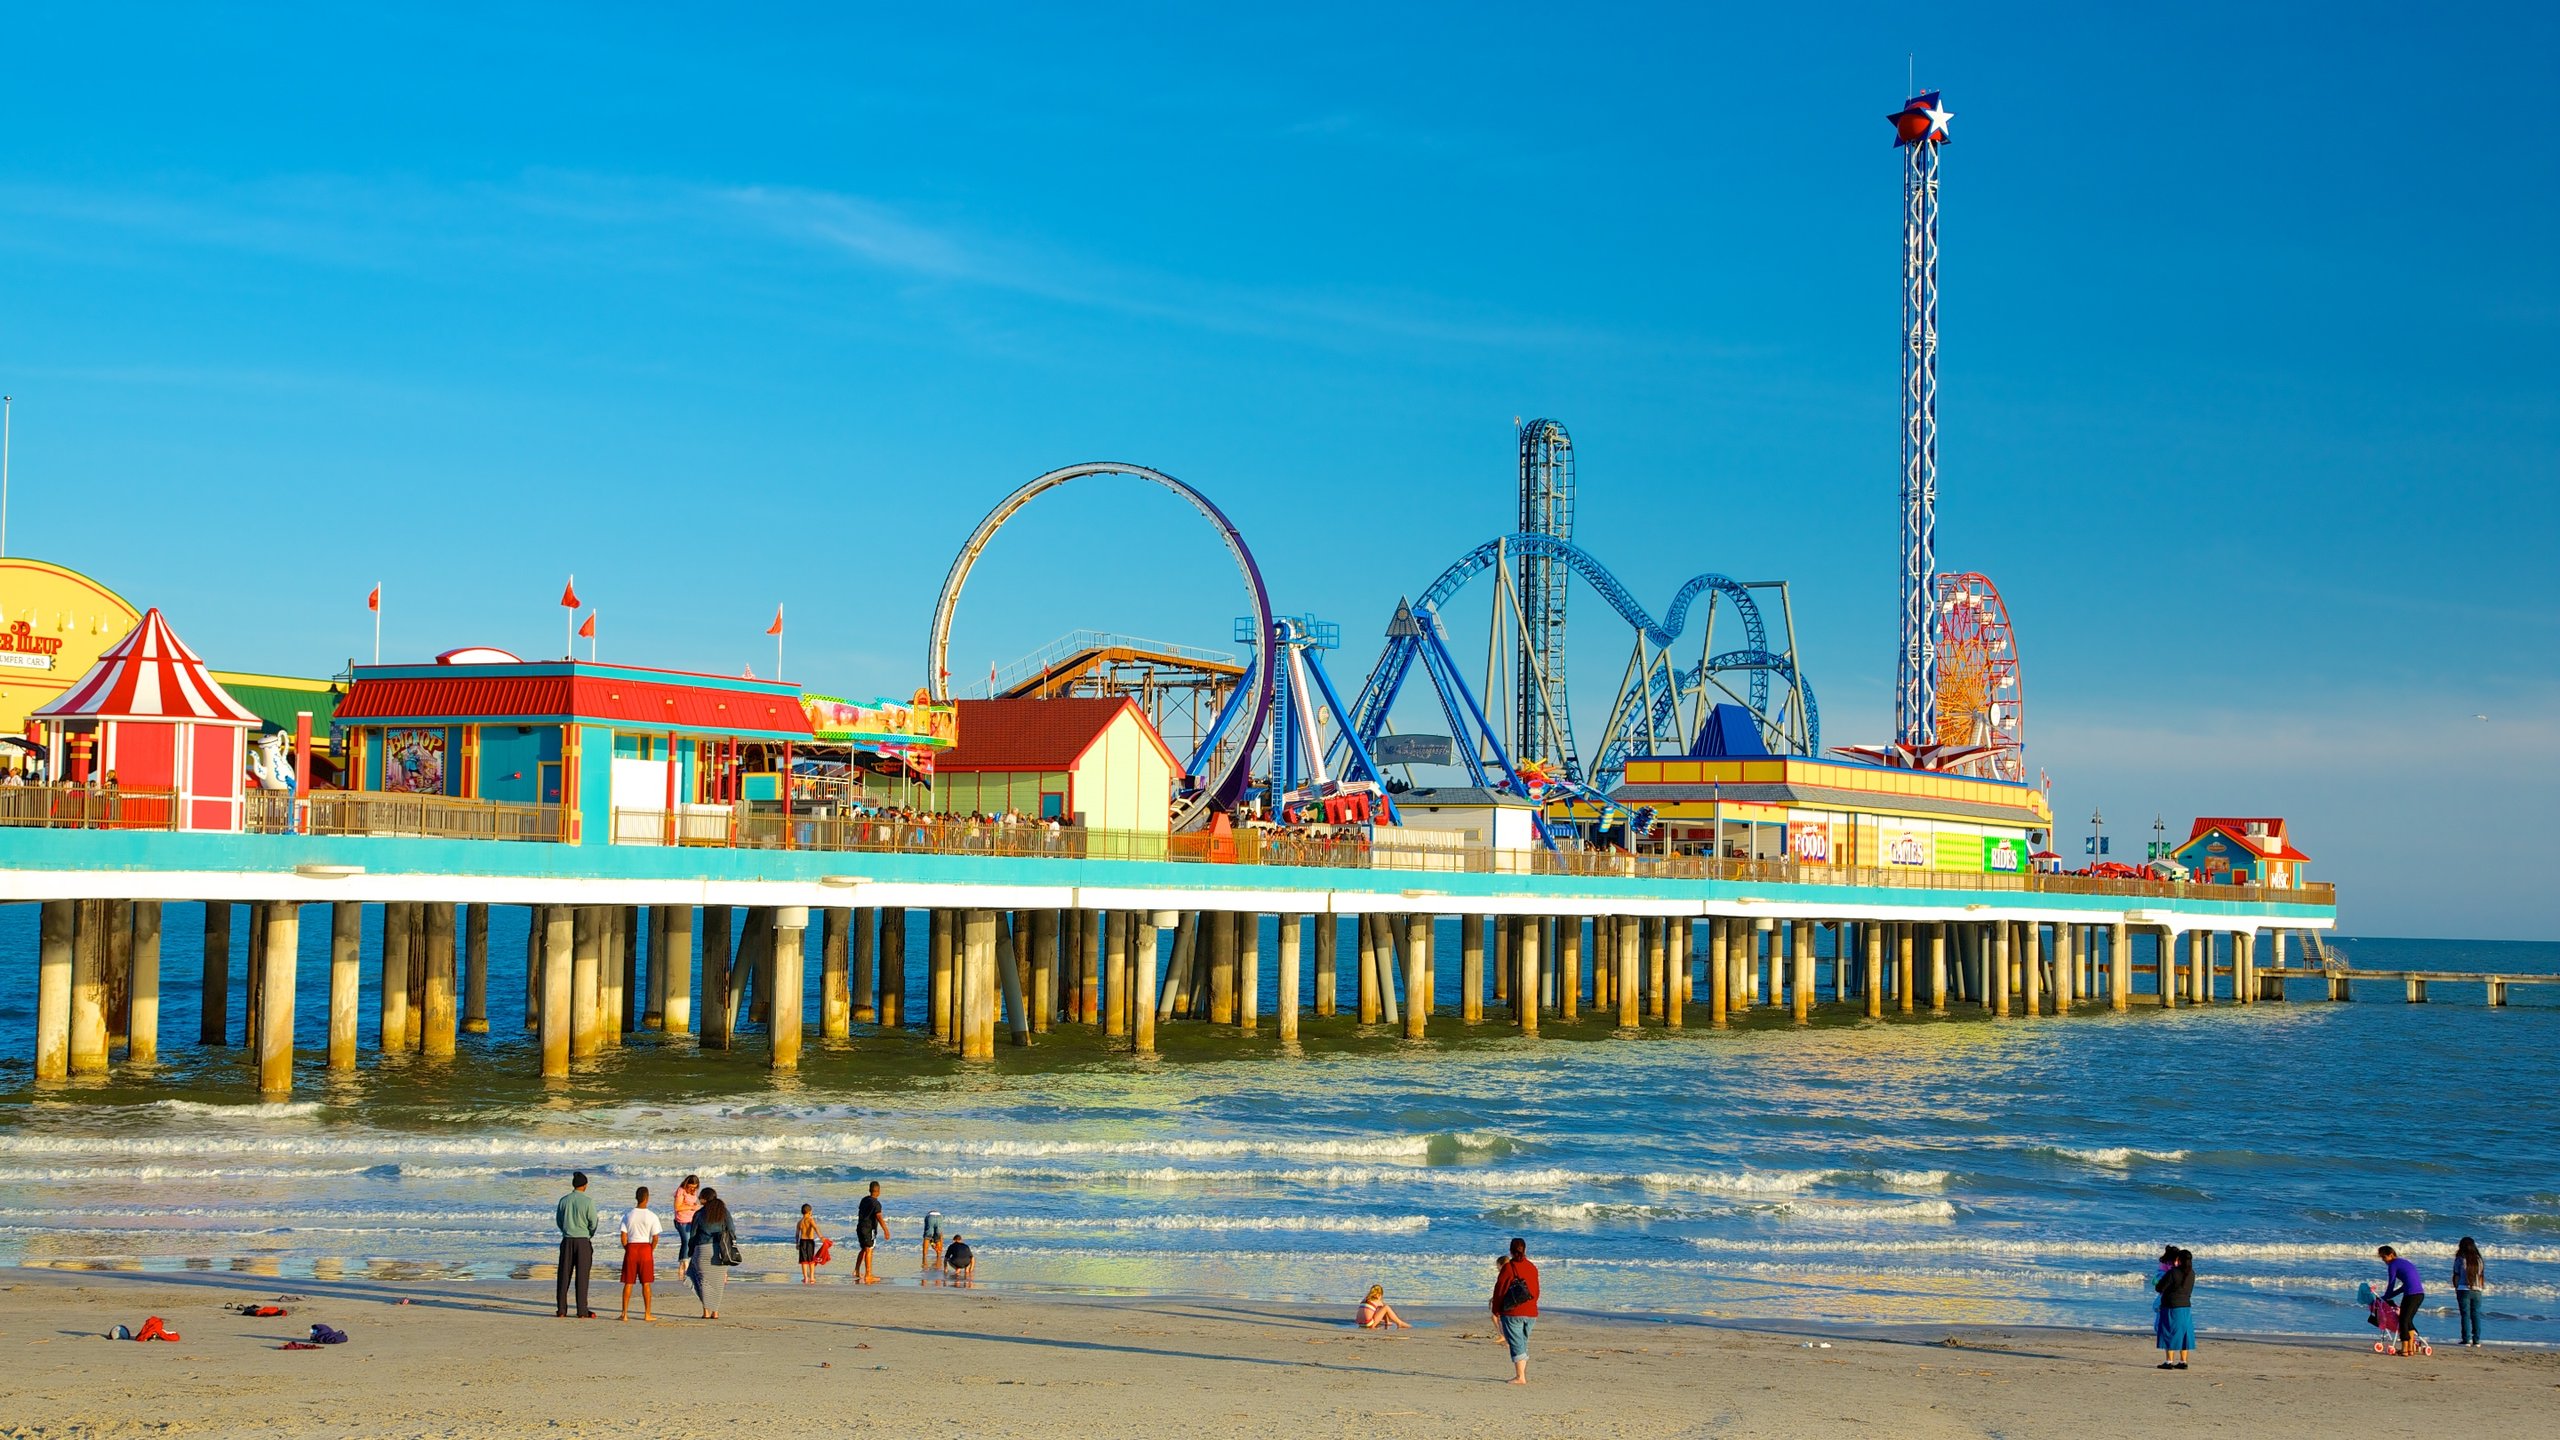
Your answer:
[1933,571,2024,782]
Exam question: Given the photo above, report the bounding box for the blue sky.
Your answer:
[2,5,2552,937]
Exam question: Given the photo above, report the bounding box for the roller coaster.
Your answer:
[928,447,1822,836]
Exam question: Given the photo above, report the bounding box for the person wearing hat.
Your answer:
[554,1171,599,1318]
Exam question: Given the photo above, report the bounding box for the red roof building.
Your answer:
[2175,817,2310,888]
[31,608,261,830]
[935,698,1178,832]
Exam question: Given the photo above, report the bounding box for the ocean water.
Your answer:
[0,911,2553,1345]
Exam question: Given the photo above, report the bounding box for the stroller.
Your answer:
[2358,1281,2433,1356]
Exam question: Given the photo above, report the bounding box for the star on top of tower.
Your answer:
[1889,91,1953,146]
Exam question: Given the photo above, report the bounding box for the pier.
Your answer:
[2,818,2337,1095]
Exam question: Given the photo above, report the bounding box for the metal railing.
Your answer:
[0,783,181,831]
[599,807,2333,906]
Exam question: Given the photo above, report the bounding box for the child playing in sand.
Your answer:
[1357,1285,1410,1329]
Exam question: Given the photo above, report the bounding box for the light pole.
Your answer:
[2086,805,2105,864]
[2150,813,2167,862]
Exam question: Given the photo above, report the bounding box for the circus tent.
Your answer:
[32,608,260,831]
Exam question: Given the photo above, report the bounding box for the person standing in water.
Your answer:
[2452,1238,2487,1347]
[671,1175,702,1265]
[553,1171,598,1319]
[1490,1237,1539,1386]
[856,1181,890,1285]
[2378,1245,2426,1356]
[618,1185,662,1322]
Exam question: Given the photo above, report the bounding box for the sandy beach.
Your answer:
[2,1266,2549,1439]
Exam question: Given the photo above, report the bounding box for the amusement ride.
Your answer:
[923,88,2027,846]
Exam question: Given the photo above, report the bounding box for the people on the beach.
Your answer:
[672,1174,702,1264]
[920,1208,944,1269]
[1490,1237,1539,1385]
[1357,1285,1410,1330]
[688,1188,735,1319]
[2378,1245,2425,1356]
[553,1171,598,1319]
[941,1232,975,1283]
[796,1203,828,1284]
[2153,1246,2194,1369]
[856,1181,890,1284]
[619,1185,662,1321]
[2453,1237,2486,1347]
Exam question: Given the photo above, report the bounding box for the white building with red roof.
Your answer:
[31,608,262,831]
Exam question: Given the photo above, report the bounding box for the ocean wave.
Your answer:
[1769,1199,1959,1223]
[142,1099,326,1119]
[0,1163,385,1183]
[2040,1146,2189,1169]
[951,1213,1431,1234]
[1680,1236,2560,1265]
[0,1129,1509,1164]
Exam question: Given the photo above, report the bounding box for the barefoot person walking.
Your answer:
[618,1186,662,1321]
[1490,1238,1539,1385]
[553,1171,599,1319]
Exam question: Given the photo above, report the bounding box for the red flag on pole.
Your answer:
[561,577,580,609]
[765,605,784,636]
[366,584,381,613]
[577,612,596,639]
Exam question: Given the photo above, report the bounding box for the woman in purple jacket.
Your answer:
[2377,1245,2426,1356]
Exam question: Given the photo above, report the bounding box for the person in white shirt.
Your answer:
[618,1186,664,1321]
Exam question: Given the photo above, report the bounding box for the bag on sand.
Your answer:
[309,1324,349,1345]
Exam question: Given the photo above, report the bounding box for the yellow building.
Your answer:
[0,557,343,775]
[935,698,1178,833]
[1604,755,2053,874]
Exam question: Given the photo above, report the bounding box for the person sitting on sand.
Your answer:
[796,1204,828,1285]
[1357,1285,1410,1330]
[941,1232,975,1283]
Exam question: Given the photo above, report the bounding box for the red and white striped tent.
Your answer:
[33,607,260,831]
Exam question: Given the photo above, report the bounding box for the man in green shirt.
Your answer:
[555,1171,598,1318]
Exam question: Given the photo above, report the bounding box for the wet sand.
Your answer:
[1,1266,2550,1438]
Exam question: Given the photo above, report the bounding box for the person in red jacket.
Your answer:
[1489,1236,1540,1385]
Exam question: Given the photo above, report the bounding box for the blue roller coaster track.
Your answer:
[1347,532,1818,796]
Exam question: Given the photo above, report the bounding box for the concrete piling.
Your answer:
[821,907,851,1040]
[1517,917,1541,1038]
[200,902,231,1046]
[1136,912,1165,1054]
[851,906,877,1024]
[771,907,808,1068]
[1240,913,1262,1032]
[1313,914,1338,1017]
[256,901,299,1095]
[70,898,108,1075]
[663,906,695,1035]
[423,903,458,1058]
[328,901,362,1071]
[381,902,413,1054]
[1276,914,1301,1042]
[1461,915,1485,1023]
[1403,913,1429,1041]
[36,900,74,1080]
[127,902,163,1065]
[463,903,490,1034]
[700,907,735,1050]
[540,906,573,1077]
